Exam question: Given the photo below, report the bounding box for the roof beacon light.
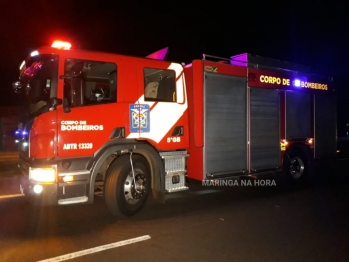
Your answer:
[51,40,71,50]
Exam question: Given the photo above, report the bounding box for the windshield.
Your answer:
[19,54,58,116]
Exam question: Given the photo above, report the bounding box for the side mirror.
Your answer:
[12,81,23,94]
[63,98,71,113]
[49,97,62,108]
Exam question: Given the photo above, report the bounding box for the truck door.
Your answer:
[56,58,123,158]
[127,63,189,150]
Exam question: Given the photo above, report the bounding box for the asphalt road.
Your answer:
[0,152,349,262]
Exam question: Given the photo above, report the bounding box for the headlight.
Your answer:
[29,167,56,182]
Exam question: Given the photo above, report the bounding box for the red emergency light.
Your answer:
[51,40,71,50]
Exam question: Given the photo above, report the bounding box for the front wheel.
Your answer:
[104,154,151,216]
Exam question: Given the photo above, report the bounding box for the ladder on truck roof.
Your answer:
[202,53,330,80]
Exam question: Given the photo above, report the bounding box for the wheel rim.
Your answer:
[123,170,147,204]
[289,156,305,180]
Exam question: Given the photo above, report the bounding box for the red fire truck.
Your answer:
[13,41,337,216]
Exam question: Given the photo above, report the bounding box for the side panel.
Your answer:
[186,63,205,181]
[204,73,247,174]
[250,88,280,170]
[285,91,311,139]
[314,94,337,158]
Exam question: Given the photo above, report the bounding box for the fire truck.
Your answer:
[13,41,336,216]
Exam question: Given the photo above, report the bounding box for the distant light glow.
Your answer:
[307,138,314,145]
[16,129,28,137]
[294,79,301,87]
[23,142,28,147]
[51,40,71,50]
[30,51,39,57]
[19,60,26,70]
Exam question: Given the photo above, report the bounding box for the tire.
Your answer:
[281,147,313,188]
[104,154,151,216]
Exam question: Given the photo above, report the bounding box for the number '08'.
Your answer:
[167,137,181,143]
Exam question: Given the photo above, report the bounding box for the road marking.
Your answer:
[0,193,24,199]
[36,235,151,262]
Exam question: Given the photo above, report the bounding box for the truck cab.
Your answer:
[14,41,189,215]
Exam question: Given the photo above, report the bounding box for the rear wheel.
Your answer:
[288,155,305,180]
[104,154,150,216]
[282,147,313,187]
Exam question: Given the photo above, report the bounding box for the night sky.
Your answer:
[1,0,349,106]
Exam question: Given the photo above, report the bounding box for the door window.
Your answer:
[64,59,117,107]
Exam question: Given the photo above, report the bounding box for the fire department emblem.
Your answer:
[130,104,150,132]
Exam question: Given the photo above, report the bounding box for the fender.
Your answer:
[284,143,312,164]
[88,139,165,203]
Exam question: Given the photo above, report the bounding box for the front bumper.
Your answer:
[20,174,59,206]
[19,156,93,206]
[20,173,91,206]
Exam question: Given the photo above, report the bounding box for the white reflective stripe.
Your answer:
[36,235,151,262]
[135,96,155,108]
[127,63,187,143]
[0,194,24,199]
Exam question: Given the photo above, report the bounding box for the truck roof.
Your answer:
[230,53,311,74]
[32,46,176,65]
